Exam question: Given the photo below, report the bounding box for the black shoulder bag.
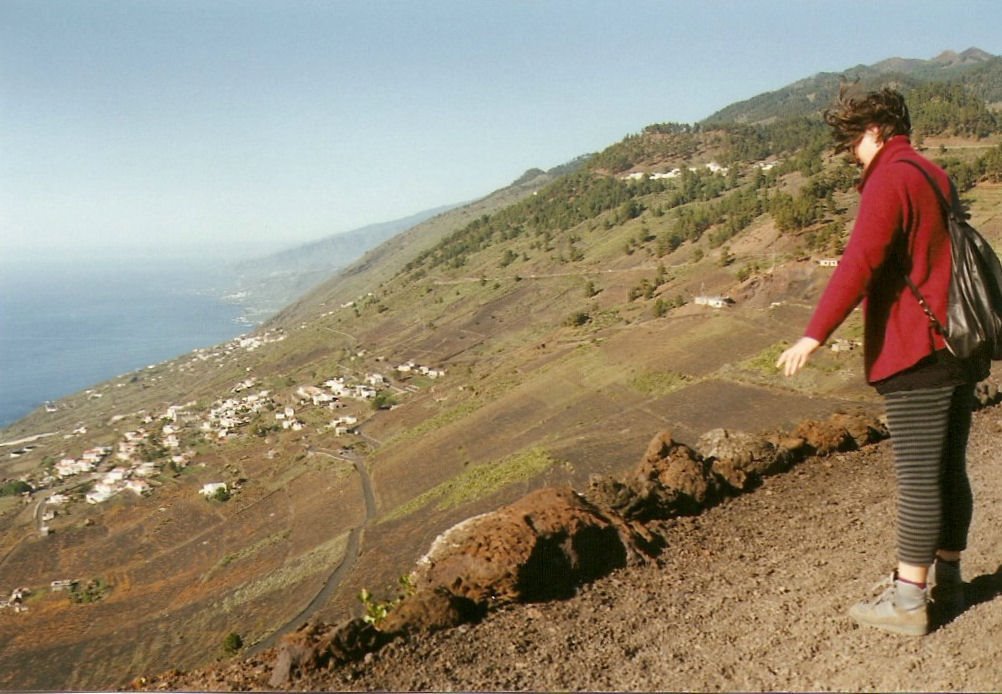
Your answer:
[898,159,1002,360]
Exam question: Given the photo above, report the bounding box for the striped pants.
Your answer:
[883,384,975,566]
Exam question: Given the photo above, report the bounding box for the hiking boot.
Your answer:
[848,572,928,636]
[930,559,965,615]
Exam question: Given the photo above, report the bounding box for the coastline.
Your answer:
[0,257,257,429]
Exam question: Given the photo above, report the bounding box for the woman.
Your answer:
[776,86,989,636]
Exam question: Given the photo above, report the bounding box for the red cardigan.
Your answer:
[804,136,952,383]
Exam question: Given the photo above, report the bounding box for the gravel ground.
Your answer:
[315,406,1002,692]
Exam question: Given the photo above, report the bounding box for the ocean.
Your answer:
[0,257,253,429]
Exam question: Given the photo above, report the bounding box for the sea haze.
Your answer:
[0,257,251,429]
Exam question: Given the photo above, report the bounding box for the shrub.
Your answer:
[0,480,31,497]
[563,311,591,327]
[222,632,243,655]
[372,391,397,410]
[69,578,110,604]
[359,574,417,626]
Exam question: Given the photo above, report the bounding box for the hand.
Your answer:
[775,337,821,377]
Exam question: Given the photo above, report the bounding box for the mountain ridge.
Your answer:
[231,160,591,322]
[702,46,1000,126]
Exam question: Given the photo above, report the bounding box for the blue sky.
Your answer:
[2,0,1001,262]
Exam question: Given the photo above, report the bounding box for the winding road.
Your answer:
[0,432,57,448]
[250,450,376,653]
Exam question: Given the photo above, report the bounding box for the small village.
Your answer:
[621,160,733,181]
[0,316,448,615]
[21,360,444,510]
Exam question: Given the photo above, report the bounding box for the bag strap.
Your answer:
[894,159,951,337]
[897,158,956,220]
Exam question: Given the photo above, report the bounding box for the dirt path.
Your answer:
[309,406,1002,692]
[250,453,377,654]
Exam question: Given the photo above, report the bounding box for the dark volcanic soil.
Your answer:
[144,406,1002,692]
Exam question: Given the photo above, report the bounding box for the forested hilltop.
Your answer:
[702,47,1002,125]
[380,57,1002,308]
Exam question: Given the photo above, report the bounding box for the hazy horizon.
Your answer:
[3,0,1001,264]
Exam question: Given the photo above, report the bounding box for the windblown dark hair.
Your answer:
[823,83,912,154]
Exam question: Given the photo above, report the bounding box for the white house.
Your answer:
[325,378,350,397]
[311,391,335,406]
[830,338,860,353]
[125,479,151,496]
[86,485,118,504]
[417,366,446,379]
[104,468,128,483]
[55,458,95,478]
[134,462,159,478]
[81,447,110,464]
[353,385,377,400]
[694,295,734,309]
[116,441,138,462]
[199,482,228,497]
[232,378,257,393]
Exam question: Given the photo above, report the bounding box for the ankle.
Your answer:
[897,574,927,590]
[896,562,929,587]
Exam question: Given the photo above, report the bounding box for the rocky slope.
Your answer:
[138,387,1002,692]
